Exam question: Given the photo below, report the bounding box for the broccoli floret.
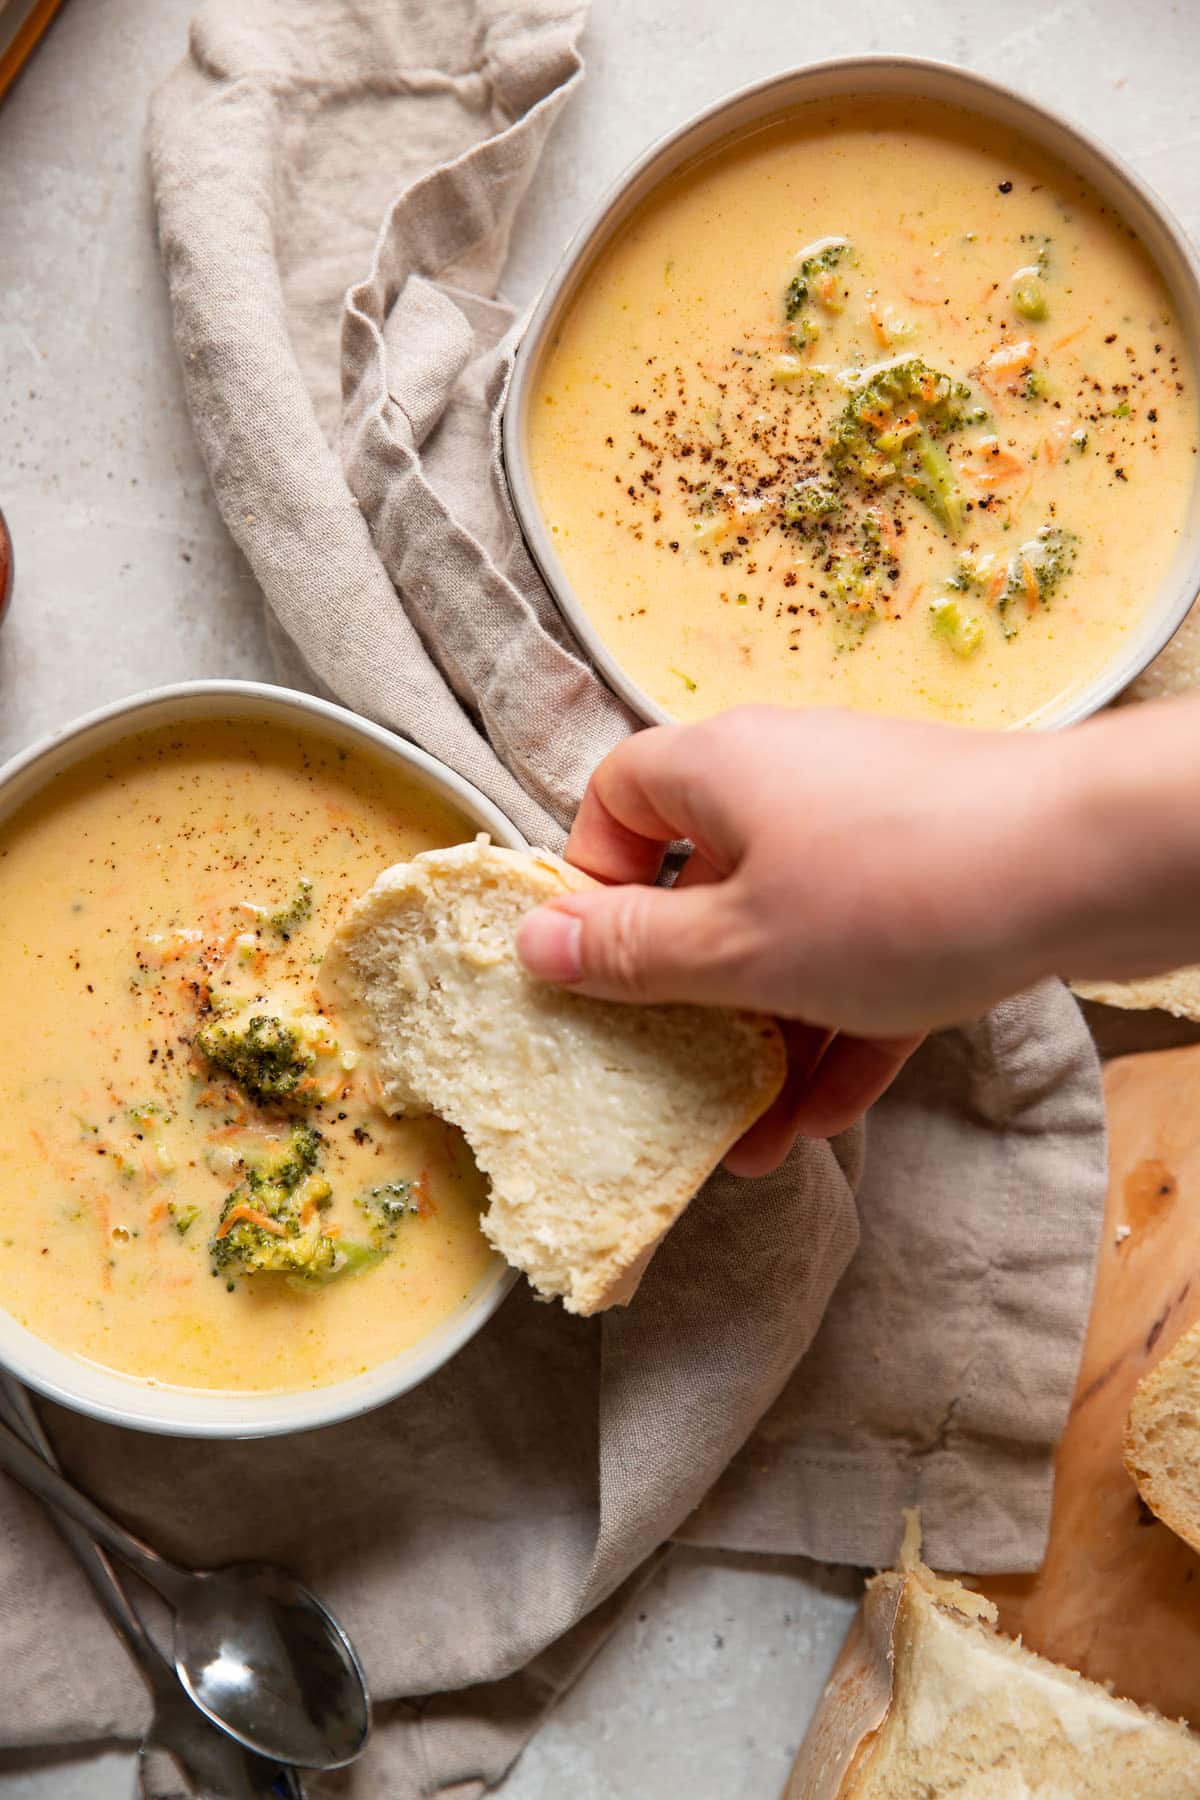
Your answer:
[248,1122,323,1192]
[210,1194,339,1281]
[1012,277,1047,321]
[782,476,843,534]
[1012,238,1051,320]
[194,1013,314,1107]
[168,1201,200,1237]
[356,1181,417,1248]
[823,553,883,650]
[208,1123,335,1281]
[944,551,987,593]
[207,1123,400,1287]
[265,879,313,940]
[929,597,985,657]
[826,358,974,536]
[784,238,851,346]
[997,527,1079,638]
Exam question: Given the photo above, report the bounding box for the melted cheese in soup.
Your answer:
[0,718,496,1393]
[528,97,1197,725]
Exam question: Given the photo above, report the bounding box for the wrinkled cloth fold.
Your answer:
[0,5,1109,1795]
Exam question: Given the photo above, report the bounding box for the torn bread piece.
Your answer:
[785,1518,1200,1799]
[1126,1316,1200,1557]
[319,839,785,1315]
[1073,966,1200,1023]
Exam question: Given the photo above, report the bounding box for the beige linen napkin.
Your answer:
[0,5,1107,1795]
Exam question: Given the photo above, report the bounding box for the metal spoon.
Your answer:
[0,1378,305,1800]
[0,1413,370,1770]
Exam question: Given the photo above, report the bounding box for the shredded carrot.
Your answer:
[1051,324,1088,353]
[215,1204,286,1241]
[986,564,1008,607]
[1042,417,1076,465]
[1021,558,1041,613]
[209,1122,248,1143]
[896,580,924,619]
[321,1222,342,1240]
[815,270,838,307]
[959,438,1026,489]
[414,1167,437,1219]
[977,339,1036,399]
[866,300,890,348]
[147,1200,168,1224]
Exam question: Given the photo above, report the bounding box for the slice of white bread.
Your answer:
[318,839,785,1315]
[785,1523,1200,1800]
[1126,1317,1200,1556]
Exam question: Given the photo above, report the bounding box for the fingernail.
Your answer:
[516,907,584,982]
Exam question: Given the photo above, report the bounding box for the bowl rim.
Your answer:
[502,52,1200,731]
[0,679,525,1438]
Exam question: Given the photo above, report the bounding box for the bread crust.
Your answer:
[1124,1318,1200,1555]
[1073,966,1200,1023]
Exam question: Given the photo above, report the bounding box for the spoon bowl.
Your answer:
[176,1564,370,1769]
[0,1375,306,1798]
[0,1414,369,1771]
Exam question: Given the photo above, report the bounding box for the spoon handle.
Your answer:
[0,1411,188,1604]
[0,1375,169,1681]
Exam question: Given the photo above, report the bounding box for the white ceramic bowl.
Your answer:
[0,681,523,1437]
[504,55,1200,730]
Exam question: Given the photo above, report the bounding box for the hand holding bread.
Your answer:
[320,841,784,1313]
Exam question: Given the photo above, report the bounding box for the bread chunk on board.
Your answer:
[319,840,785,1315]
[976,1045,1200,1726]
[1126,1315,1200,1557]
[784,1535,1200,1800]
[1074,965,1200,1022]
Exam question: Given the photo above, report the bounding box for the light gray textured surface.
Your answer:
[0,0,1197,1793]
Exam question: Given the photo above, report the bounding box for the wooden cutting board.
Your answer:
[976,1043,1200,1724]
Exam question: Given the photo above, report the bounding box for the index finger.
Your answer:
[564,721,747,885]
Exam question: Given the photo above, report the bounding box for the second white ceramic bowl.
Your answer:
[503,56,1200,731]
[0,681,523,1437]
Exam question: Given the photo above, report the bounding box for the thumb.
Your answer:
[515,882,755,1007]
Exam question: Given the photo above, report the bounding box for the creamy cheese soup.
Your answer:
[0,718,495,1393]
[529,97,1197,725]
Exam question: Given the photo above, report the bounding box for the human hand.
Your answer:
[516,706,1074,1170]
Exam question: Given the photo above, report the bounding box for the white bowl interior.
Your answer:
[504,56,1200,730]
[0,682,524,1437]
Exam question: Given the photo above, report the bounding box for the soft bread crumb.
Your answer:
[785,1545,1200,1799]
[319,841,785,1314]
[849,1565,1200,1798]
[1125,1318,1200,1557]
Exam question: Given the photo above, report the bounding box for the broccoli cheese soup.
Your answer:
[0,718,496,1393]
[528,96,1198,726]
